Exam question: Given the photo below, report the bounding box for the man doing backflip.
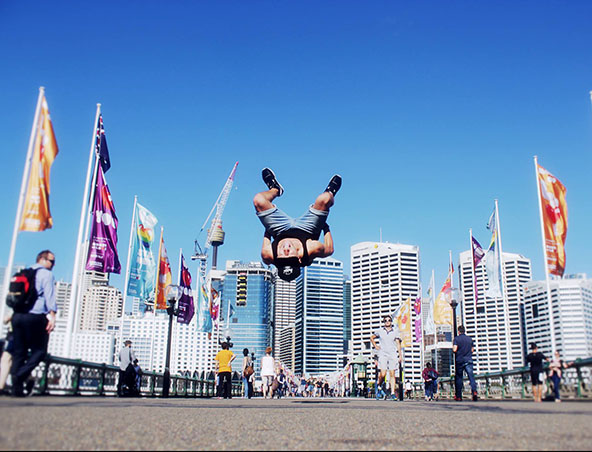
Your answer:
[370,315,403,400]
[254,168,341,281]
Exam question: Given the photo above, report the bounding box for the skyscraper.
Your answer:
[273,274,297,353]
[343,278,352,355]
[295,257,344,376]
[78,272,124,332]
[351,242,422,382]
[523,274,592,361]
[459,250,532,373]
[220,261,273,373]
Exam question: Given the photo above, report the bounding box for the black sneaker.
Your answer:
[25,379,35,397]
[261,168,284,197]
[325,175,342,196]
[472,391,478,402]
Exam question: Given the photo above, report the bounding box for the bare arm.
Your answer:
[261,233,273,264]
[307,230,334,259]
[370,334,380,351]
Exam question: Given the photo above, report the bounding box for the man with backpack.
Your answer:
[8,250,57,397]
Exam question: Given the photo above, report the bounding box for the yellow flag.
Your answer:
[155,235,172,310]
[396,297,413,347]
[20,95,59,231]
[433,270,453,326]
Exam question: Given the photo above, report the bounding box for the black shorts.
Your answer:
[531,370,542,385]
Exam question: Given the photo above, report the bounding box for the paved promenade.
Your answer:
[1,397,591,450]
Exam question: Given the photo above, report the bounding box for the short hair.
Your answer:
[243,348,249,356]
[383,315,392,322]
[124,340,132,346]
[458,325,466,334]
[36,250,54,263]
[265,346,272,354]
[530,342,538,350]
[426,362,432,368]
[221,342,229,350]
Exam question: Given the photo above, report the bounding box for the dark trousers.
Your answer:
[551,374,561,400]
[11,313,49,395]
[219,371,232,399]
[455,361,477,399]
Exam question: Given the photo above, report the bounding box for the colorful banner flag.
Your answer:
[127,203,158,304]
[394,297,412,347]
[485,208,502,298]
[20,95,59,232]
[196,272,213,333]
[155,235,172,310]
[96,114,111,173]
[424,272,436,335]
[434,266,453,326]
[537,163,568,276]
[413,297,422,343]
[177,253,194,324]
[210,286,220,326]
[85,168,121,273]
[471,235,485,304]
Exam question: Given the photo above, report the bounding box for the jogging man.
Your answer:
[254,168,341,282]
[370,315,402,400]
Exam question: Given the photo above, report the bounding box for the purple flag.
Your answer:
[413,297,422,343]
[85,168,121,273]
[471,236,485,305]
[177,253,195,324]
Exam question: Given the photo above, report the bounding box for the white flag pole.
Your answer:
[150,226,164,371]
[494,199,513,370]
[118,195,138,351]
[0,87,45,329]
[534,156,557,354]
[469,228,481,372]
[431,269,437,372]
[63,104,101,357]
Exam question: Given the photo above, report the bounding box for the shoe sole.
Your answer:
[261,168,284,196]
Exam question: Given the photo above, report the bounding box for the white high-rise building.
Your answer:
[118,314,215,374]
[351,242,422,382]
[523,274,592,361]
[274,276,297,353]
[278,325,296,372]
[295,257,344,376]
[78,284,123,332]
[459,250,532,373]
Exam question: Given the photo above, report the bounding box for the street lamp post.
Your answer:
[450,288,462,339]
[163,285,182,398]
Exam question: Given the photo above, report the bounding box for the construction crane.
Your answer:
[193,161,238,273]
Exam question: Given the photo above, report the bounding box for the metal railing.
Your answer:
[29,355,244,398]
[408,357,592,400]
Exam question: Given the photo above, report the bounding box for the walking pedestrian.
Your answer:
[260,347,276,399]
[422,362,439,401]
[549,350,569,403]
[10,250,57,397]
[0,316,14,396]
[526,343,548,403]
[453,325,478,401]
[214,342,235,399]
[118,340,137,397]
[370,315,402,400]
[254,168,341,281]
[242,348,254,399]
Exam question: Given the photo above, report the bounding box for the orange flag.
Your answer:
[20,95,59,231]
[155,235,173,310]
[537,163,568,276]
[433,265,453,326]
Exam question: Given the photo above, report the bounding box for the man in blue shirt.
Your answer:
[453,325,478,401]
[10,250,57,397]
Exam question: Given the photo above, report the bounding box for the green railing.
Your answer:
[31,355,244,398]
[409,357,592,400]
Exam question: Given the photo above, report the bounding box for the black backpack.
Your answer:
[6,268,39,313]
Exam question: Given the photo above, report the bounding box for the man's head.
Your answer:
[276,257,301,282]
[221,342,229,350]
[426,362,432,369]
[458,325,466,334]
[277,240,299,258]
[530,342,538,351]
[383,315,393,327]
[124,340,132,347]
[265,346,272,355]
[36,250,55,270]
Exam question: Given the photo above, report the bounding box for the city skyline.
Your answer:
[1,2,591,298]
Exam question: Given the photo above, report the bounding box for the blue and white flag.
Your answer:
[485,207,502,298]
[127,203,158,308]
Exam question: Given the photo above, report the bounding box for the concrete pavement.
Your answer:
[1,396,591,450]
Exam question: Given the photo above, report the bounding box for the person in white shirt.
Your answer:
[260,346,276,399]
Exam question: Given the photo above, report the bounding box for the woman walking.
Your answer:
[242,348,254,399]
[260,347,276,399]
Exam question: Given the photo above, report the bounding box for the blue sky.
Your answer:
[1,1,591,295]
